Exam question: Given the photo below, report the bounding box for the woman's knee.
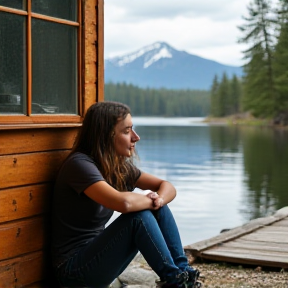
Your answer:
[134,209,155,221]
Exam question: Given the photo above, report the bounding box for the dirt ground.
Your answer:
[192,261,288,288]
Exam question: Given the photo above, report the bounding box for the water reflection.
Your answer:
[131,118,288,245]
[240,127,288,220]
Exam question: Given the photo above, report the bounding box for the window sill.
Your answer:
[0,122,82,130]
[0,115,83,130]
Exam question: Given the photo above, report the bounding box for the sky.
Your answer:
[104,0,254,67]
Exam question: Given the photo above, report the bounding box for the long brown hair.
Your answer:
[72,101,138,191]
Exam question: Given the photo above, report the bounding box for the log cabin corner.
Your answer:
[0,0,104,286]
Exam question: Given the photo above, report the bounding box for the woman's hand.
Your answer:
[146,192,164,210]
[136,172,177,208]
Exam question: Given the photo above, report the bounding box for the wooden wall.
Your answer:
[0,127,79,287]
[0,0,104,286]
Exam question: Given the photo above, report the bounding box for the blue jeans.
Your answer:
[55,205,192,287]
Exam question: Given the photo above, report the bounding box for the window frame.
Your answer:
[0,1,84,124]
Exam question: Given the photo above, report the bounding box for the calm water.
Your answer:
[110,117,288,246]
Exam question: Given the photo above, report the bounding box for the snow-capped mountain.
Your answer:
[105,42,243,90]
[108,42,173,69]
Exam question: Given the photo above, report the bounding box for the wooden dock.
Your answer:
[184,207,288,268]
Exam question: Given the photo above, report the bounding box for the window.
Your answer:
[0,0,82,121]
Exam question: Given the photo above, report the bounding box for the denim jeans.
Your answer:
[55,205,192,288]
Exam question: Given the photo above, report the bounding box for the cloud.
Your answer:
[105,0,251,22]
[104,0,253,65]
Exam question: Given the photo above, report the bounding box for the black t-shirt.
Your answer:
[51,152,140,257]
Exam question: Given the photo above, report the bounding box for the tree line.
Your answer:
[210,0,288,124]
[105,1,288,121]
[105,82,210,117]
[210,74,242,117]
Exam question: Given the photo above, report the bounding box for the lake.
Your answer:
[110,117,288,246]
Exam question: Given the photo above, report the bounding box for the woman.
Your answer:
[51,101,201,288]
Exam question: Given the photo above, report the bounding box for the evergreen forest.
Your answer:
[105,0,288,122]
[211,0,288,125]
[105,82,210,117]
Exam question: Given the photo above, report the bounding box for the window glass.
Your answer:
[0,0,25,10]
[32,0,77,21]
[32,19,77,114]
[0,12,26,114]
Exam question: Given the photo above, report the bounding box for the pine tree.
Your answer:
[241,44,275,117]
[230,75,242,114]
[210,75,220,117]
[218,73,230,116]
[273,0,288,123]
[238,0,277,118]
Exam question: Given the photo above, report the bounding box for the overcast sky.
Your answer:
[104,0,255,67]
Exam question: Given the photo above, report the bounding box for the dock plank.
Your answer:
[202,249,288,268]
[204,245,288,259]
[254,226,288,232]
[185,207,288,268]
[273,218,288,226]
[224,239,288,253]
[241,232,288,243]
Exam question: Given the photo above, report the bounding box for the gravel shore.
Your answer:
[192,261,288,288]
[114,253,288,287]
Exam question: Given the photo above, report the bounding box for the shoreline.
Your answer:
[203,114,288,130]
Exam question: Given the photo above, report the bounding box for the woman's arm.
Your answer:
[84,180,155,213]
[135,172,177,207]
[84,172,176,213]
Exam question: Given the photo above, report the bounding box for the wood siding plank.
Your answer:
[0,217,46,261]
[16,252,47,288]
[0,128,78,155]
[0,150,69,189]
[25,282,48,288]
[0,184,52,223]
[0,265,14,288]
[0,251,47,287]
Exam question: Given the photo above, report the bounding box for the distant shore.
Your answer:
[203,113,288,129]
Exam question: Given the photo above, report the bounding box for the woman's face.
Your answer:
[113,113,140,157]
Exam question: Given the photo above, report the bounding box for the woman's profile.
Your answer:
[51,101,201,288]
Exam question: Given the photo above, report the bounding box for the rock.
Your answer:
[110,278,123,288]
[255,266,262,272]
[116,253,159,287]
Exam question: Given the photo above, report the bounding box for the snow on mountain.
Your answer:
[108,42,172,68]
[143,46,172,68]
[105,42,243,90]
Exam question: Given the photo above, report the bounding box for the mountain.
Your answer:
[104,42,243,90]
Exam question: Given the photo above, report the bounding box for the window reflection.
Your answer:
[0,0,25,10]
[0,12,26,114]
[0,1,78,116]
[32,19,77,114]
[32,0,77,21]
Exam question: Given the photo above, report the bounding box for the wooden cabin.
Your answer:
[0,1,104,286]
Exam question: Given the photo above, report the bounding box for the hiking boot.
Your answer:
[155,269,202,288]
[155,271,188,287]
[186,268,201,288]
[185,268,201,288]
[156,281,201,288]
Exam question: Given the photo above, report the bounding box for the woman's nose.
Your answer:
[132,130,140,142]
